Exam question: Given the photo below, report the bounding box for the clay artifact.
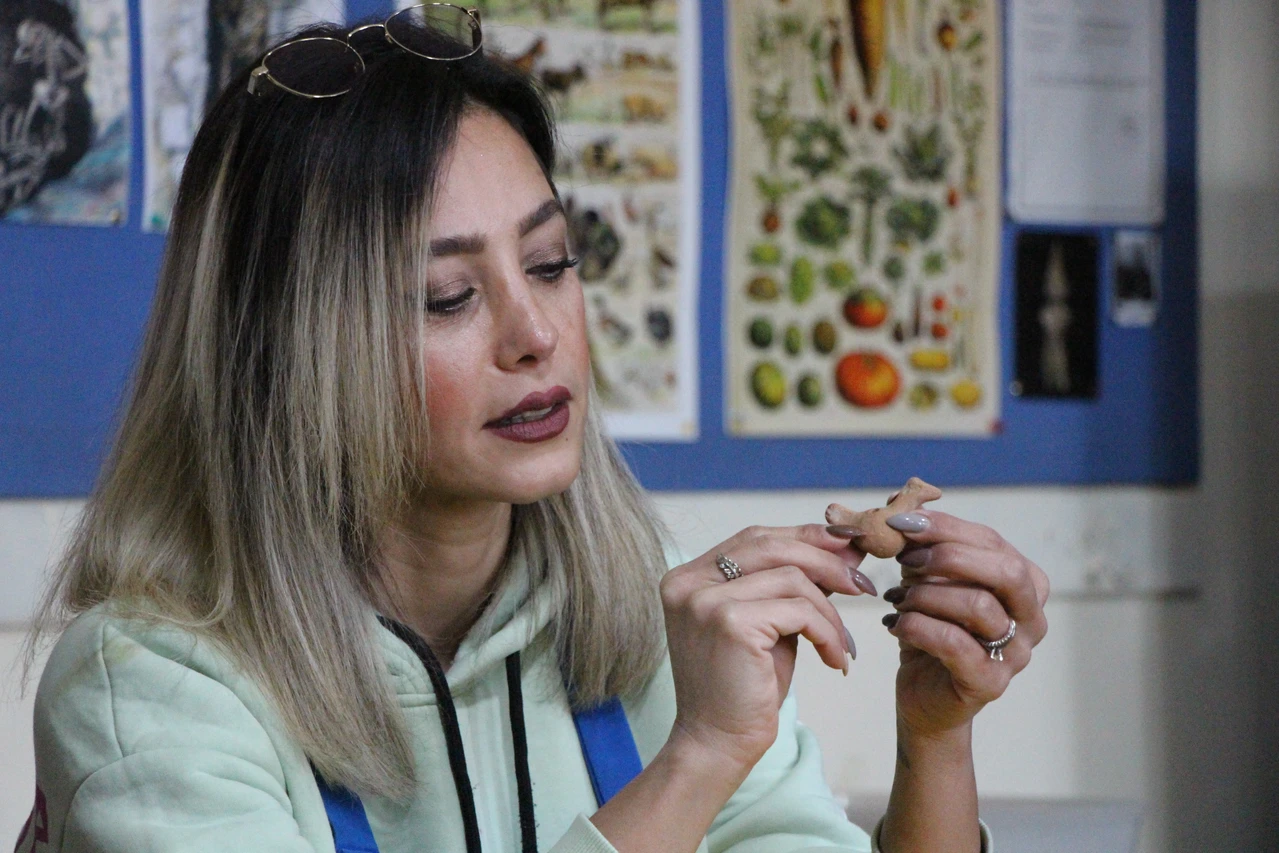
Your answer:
[826,477,943,558]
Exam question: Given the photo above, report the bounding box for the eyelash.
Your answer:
[530,255,580,282]
[424,256,580,316]
[424,290,475,315]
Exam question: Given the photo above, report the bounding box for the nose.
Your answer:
[492,270,559,370]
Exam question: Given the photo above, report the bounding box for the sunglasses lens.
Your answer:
[264,38,363,97]
[387,4,481,59]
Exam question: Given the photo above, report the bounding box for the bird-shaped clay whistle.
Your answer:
[825,477,943,558]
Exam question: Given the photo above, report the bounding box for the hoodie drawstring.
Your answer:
[379,617,538,853]
[505,652,538,853]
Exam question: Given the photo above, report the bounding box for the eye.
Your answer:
[527,256,579,283]
[425,286,476,315]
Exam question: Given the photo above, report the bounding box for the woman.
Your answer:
[19,9,1048,853]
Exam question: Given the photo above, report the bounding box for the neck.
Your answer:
[379,499,513,668]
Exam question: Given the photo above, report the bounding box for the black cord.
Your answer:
[506,652,539,853]
[379,617,483,853]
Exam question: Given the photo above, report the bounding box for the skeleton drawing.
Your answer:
[0,2,92,215]
[1038,240,1072,395]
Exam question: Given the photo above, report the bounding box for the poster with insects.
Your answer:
[440,0,699,440]
[141,0,342,232]
[1,0,130,226]
[725,0,1000,436]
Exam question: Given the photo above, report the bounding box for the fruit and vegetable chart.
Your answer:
[725,0,1000,436]
[456,0,699,440]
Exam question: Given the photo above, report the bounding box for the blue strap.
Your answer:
[314,697,642,852]
[315,773,379,853]
[571,697,643,806]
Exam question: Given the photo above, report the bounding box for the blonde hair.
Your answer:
[26,24,667,801]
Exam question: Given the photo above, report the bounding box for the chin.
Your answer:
[507,456,583,505]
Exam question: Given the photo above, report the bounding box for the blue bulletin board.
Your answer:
[0,0,1198,497]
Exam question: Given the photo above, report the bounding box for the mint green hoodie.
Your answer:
[18,568,984,852]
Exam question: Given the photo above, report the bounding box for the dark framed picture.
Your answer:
[1013,232,1100,399]
[1112,229,1161,327]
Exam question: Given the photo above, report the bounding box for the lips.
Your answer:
[485,386,573,443]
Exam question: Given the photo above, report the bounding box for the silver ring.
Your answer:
[715,552,742,581]
[978,619,1016,661]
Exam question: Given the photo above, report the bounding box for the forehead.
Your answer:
[428,108,556,237]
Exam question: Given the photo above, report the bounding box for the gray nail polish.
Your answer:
[827,524,864,539]
[850,568,878,596]
[897,547,930,568]
[842,626,857,661]
[886,512,929,533]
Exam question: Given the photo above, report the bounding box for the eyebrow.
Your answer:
[428,198,565,257]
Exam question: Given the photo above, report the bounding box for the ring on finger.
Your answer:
[715,552,743,581]
[977,619,1016,661]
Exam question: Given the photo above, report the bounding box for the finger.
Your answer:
[885,611,1027,702]
[896,543,1045,644]
[712,523,869,573]
[1031,562,1051,608]
[722,597,849,673]
[883,510,1015,555]
[716,532,876,597]
[908,550,1051,612]
[885,582,1011,643]
[887,509,1045,613]
[716,566,855,659]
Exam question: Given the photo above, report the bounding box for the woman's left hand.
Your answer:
[881,510,1050,738]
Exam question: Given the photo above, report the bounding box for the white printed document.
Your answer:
[1007,0,1165,225]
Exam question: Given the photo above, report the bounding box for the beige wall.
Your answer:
[3,2,1277,849]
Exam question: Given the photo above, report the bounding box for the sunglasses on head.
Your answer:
[248,3,482,100]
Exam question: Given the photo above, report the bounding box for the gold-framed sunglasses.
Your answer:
[248,3,482,99]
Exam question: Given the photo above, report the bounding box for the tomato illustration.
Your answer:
[835,351,901,408]
[842,287,890,329]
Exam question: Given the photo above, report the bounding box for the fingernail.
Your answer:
[886,512,929,533]
[826,524,863,539]
[897,547,931,568]
[843,626,857,661]
[882,613,900,629]
[850,568,878,596]
[884,586,906,604]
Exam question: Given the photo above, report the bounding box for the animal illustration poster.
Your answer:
[434,0,699,439]
[725,0,1001,436]
[0,0,130,226]
[141,0,342,232]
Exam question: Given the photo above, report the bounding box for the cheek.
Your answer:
[420,348,475,445]
[561,286,591,376]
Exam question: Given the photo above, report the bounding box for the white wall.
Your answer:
[3,2,1277,850]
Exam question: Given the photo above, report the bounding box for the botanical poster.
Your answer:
[1,0,130,226]
[141,0,342,231]
[726,0,1001,436]
[434,0,698,439]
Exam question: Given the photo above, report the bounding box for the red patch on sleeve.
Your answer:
[14,786,48,851]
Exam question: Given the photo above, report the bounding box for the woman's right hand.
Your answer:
[658,524,877,779]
